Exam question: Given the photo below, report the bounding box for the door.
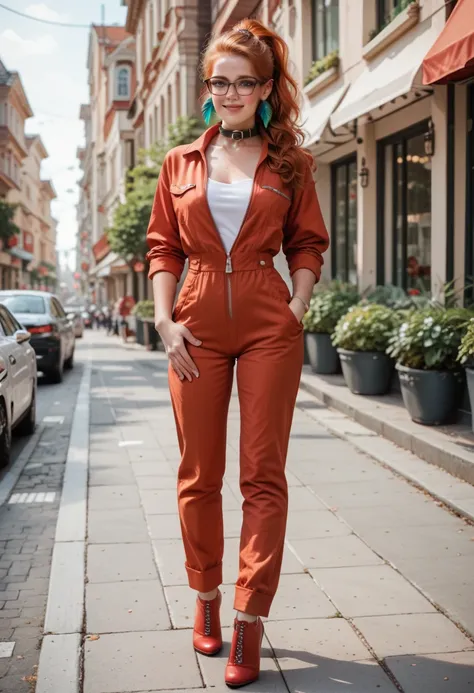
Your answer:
[0,306,27,422]
[331,156,358,284]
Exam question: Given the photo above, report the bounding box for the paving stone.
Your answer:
[89,466,136,486]
[140,489,179,515]
[290,535,384,569]
[313,479,423,509]
[337,502,463,531]
[88,485,141,510]
[146,513,182,540]
[353,613,474,657]
[385,651,474,692]
[197,629,287,692]
[268,573,335,621]
[364,525,474,562]
[36,633,81,693]
[83,630,202,693]
[87,543,158,582]
[286,510,351,540]
[136,475,177,490]
[88,509,149,543]
[86,580,171,633]
[131,461,176,476]
[312,565,436,617]
[288,487,327,512]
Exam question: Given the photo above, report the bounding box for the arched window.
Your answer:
[117,67,130,98]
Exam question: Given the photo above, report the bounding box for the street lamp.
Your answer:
[424,120,435,157]
[359,157,369,188]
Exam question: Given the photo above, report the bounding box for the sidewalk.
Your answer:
[35,331,474,693]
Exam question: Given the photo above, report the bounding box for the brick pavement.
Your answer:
[0,364,83,693]
[8,329,471,693]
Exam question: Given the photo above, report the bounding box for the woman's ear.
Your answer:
[262,79,273,101]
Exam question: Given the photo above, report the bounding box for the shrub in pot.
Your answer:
[387,308,471,425]
[303,283,359,374]
[132,300,160,350]
[457,318,474,432]
[331,304,400,395]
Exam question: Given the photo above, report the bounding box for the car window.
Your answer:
[1,294,47,314]
[49,299,60,318]
[0,306,17,336]
[53,299,67,318]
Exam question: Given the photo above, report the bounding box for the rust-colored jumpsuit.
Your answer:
[146,123,329,617]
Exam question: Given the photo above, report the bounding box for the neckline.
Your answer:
[208,178,253,186]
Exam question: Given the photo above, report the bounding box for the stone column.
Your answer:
[356,121,377,292]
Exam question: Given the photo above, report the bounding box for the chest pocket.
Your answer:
[170,183,196,222]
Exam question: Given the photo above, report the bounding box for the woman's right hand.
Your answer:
[156,318,201,382]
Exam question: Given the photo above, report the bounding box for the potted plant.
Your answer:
[132,300,159,349]
[387,308,471,425]
[303,283,359,374]
[457,318,474,432]
[332,304,400,395]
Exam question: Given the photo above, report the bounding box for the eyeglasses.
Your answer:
[204,78,266,96]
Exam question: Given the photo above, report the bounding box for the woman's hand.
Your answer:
[288,298,306,324]
[156,318,201,382]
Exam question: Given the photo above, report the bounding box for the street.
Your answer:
[0,330,473,692]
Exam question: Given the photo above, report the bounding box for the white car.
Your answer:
[0,303,37,467]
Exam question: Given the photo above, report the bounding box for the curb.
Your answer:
[299,380,474,524]
[36,355,91,693]
[299,370,474,486]
[0,424,45,507]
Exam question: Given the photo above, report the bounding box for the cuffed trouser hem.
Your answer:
[186,562,223,592]
[234,586,273,618]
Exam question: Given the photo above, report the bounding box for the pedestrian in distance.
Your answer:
[146,18,329,688]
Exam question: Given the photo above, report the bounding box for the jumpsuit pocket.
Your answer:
[170,183,196,224]
[173,270,198,321]
[265,271,303,330]
[261,185,292,202]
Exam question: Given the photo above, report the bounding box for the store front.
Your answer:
[331,155,357,284]
[378,120,432,293]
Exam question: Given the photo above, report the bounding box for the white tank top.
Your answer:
[207,178,253,254]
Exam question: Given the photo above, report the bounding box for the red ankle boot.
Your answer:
[225,617,264,688]
[193,590,222,656]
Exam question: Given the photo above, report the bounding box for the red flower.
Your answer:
[408,289,420,296]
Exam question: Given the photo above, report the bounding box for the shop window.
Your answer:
[379,121,432,292]
[311,0,339,61]
[465,84,474,303]
[331,156,358,284]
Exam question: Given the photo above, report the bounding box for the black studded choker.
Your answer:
[219,124,259,141]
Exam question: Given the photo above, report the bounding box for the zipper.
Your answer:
[202,144,267,319]
[225,254,233,318]
[262,185,291,201]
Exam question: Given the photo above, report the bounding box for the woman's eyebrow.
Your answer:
[210,75,257,80]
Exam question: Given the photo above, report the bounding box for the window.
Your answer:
[379,121,432,292]
[0,306,17,336]
[311,0,339,61]
[117,67,130,98]
[331,156,358,284]
[1,295,46,315]
[377,0,408,31]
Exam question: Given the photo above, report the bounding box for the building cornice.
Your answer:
[125,0,146,35]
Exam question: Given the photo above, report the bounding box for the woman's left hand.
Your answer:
[288,298,306,324]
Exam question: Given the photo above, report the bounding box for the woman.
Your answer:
[146,18,329,688]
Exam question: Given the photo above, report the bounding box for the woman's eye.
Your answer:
[238,80,256,88]
[211,80,227,88]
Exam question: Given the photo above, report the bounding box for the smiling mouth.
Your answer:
[224,105,243,109]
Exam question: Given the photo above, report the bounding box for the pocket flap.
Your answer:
[170,183,196,196]
[261,185,291,202]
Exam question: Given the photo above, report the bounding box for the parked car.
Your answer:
[65,308,84,338]
[0,291,75,384]
[0,303,37,467]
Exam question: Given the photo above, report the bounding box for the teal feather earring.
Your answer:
[258,100,272,129]
[202,96,216,126]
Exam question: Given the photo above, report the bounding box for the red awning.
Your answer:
[423,0,474,85]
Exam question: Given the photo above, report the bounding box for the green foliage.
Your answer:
[132,300,155,319]
[304,51,339,86]
[106,115,205,263]
[303,283,360,334]
[387,307,473,371]
[0,200,20,244]
[457,319,474,366]
[332,304,401,353]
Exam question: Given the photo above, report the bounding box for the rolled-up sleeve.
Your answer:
[283,163,329,280]
[146,153,186,281]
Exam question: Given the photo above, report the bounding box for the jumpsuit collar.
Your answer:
[183,123,269,162]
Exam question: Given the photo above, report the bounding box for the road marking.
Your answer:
[8,492,56,504]
[0,642,15,658]
[118,440,143,447]
[43,416,65,424]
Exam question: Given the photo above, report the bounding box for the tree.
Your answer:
[106,115,205,291]
[0,200,20,247]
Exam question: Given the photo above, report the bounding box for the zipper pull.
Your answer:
[225,255,233,273]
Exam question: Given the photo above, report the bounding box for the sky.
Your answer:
[0,0,127,270]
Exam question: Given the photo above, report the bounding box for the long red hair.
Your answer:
[201,18,313,188]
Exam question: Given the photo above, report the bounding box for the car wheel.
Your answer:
[0,399,11,468]
[15,383,36,437]
[64,348,74,370]
[49,356,63,384]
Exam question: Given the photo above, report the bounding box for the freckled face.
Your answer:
[208,54,272,130]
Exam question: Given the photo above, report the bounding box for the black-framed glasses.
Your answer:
[204,78,266,96]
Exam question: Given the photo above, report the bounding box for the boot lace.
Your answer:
[234,621,246,665]
[204,600,211,636]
